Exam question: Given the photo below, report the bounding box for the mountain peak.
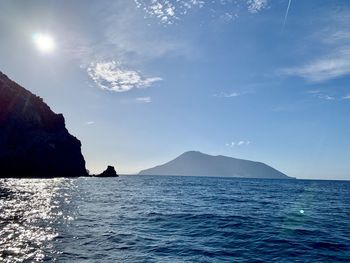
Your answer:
[181,150,206,156]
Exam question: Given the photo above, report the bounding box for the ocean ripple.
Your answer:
[1,176,350,262]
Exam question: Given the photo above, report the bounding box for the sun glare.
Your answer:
[33,33,55,53]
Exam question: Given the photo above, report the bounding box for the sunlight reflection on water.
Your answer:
[0,177,349,262]
[0,178,76,262]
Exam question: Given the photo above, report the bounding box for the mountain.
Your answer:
[139,151,293,179]
[0,71,87,177]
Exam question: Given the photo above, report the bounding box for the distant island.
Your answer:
[139,151,293,179]
[0,71,116,178]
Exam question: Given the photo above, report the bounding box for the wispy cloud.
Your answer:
[87,61,162,92]
[72,1,193,69]
[136,96,152,103]
[342,94,350,100]
[214,92,240,98]
[306,90,336,101]
[219,12,239,22]
[306,90,321,94]
[72,1,269,82]
[134,0,204,25]
[282,48,350,83]
[85,121,95,125]
[317,94,335,101]
[282,11,350,83]
[134,0,268,24]
[226,140,251,147]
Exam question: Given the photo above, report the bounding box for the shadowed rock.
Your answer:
[0,71,87,177]
[94,166,118,177]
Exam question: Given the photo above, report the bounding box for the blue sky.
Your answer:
[1,0,350,179]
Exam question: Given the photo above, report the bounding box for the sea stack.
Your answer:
[0,71,87,177]
[94,166,118,177]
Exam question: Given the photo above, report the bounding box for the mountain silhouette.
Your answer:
[139,151,292,179]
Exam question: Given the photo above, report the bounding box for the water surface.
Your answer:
[0,176,349,262]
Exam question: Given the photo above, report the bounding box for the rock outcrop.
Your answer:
[139,151,293,179]
[94,166,118,177]
[0,71,87,177]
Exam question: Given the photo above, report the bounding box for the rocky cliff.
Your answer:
[0,72,87,177]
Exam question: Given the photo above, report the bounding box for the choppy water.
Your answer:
[0,176,349,262]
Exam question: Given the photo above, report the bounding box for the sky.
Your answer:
[0,0,350,180]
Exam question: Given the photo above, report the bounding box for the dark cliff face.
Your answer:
[0,72,87,177]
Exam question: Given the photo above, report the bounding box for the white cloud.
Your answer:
[102,3,193,62]
[306,90,336,101]
[220,12,238,22]
[237,141,245,146]
[134,0,267,24]
[226,140,251,147]
[343,94,350,100]
[134,0,204,24]
[71,1,193,69]
[87,61,162,92]
[306,90,321,94]
[214,92,240,98]
[282,48,350,83]
[72,0,268,70]
[136,96,152,103]
[317,94,335,101]
[246,0,268,14]
[86,121,95,125]
[282,11,350,83]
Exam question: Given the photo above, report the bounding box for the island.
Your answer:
[139,151,293,179]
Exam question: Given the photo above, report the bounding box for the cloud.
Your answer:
[246,0,268,14]
[282,48,350,83]
[317,94,335,101]
[71,1,269,70]
[85,121,95,125]
[306,90,336,101]
[214,92,240,98]
[343,94,350,100]
[226,140,251,147]
[134,0,268,24]
[281,11,350,83]
[237,141,245,146]
[136,96,152,103]
[220,12,239,22]
[134,0,204,24]
[87,61,162,92]
[306,90,321,94]
[71,1,194,68]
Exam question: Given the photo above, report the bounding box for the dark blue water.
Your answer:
[1,176,349,262]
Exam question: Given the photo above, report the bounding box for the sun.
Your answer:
[32,33,55,53]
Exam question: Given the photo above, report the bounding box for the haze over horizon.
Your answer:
[1,0,349,180]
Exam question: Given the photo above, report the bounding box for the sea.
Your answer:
[0,175,349,262]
